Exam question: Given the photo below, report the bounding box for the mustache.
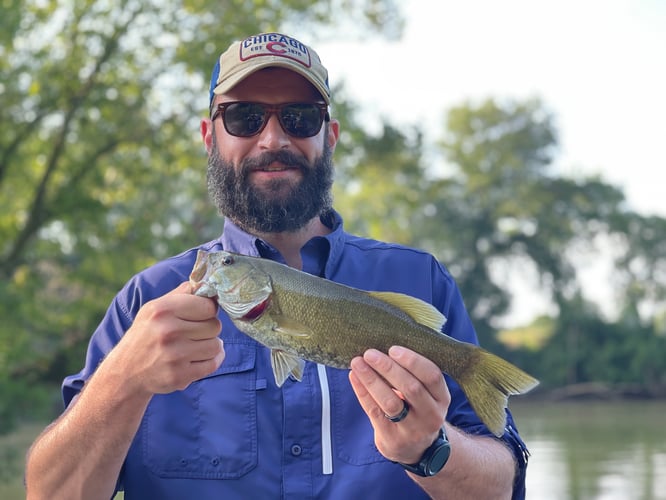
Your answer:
[240,150,311,173]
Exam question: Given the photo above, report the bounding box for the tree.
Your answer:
[334,122,427,243]
[336,96,666,380]
[417,98,633,347]
[0,0,402,431]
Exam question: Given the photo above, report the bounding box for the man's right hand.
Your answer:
[25,281,225,500]
[108,281,225,396]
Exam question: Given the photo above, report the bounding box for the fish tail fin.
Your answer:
[457,350,539,437]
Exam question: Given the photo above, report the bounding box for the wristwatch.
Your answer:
[397,427,451,477]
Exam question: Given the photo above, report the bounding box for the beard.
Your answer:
[206,133,334,234]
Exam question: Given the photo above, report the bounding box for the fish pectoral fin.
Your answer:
[272,318,313,339]
[368,291,447,331]
[270,349,305,387]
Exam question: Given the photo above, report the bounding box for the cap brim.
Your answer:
[212,59,330,104]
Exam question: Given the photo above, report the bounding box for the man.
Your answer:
[26,32,530,499]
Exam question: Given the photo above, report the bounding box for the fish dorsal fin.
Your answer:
[270,349,305,387]
[368,291,447,331]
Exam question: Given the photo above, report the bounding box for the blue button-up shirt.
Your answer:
[63,211,529,499]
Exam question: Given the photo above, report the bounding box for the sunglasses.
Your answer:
[211,101,329,138]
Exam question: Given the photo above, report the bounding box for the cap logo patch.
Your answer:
[239,33,312,68]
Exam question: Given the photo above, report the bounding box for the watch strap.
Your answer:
[396,426,451,477]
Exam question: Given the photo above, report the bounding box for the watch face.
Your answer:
[398,428,451,477]
[427,443,451,475]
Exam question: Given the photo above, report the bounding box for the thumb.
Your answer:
[167,281,193,296]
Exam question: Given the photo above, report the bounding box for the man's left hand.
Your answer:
[349,346,450,465]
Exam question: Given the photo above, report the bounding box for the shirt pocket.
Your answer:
[142,342,258,479]
[329,370,387,466]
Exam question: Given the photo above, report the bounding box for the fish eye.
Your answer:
[222,255,234,266]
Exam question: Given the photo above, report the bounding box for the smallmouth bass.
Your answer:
[190,250,538,436]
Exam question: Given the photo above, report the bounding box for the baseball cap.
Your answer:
[209,32,330,108]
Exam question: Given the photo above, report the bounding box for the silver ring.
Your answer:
[384,400,410,423]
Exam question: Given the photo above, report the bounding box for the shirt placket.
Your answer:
[281,366,317,498]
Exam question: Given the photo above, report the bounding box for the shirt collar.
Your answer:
[219,219,262,257]
[220,211,346,277]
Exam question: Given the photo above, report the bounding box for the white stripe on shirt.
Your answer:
[317,363,333,475]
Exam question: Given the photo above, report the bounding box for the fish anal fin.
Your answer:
[369,291,447,331]
[271,349,305,387]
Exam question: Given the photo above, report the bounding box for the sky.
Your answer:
[317,0,666,218]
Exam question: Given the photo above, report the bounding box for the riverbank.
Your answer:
[521,381,666,402]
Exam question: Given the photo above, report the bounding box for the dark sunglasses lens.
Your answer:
[279,104,323,138]
[224,102,267,137]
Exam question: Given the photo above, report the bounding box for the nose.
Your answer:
[257,113,290,150]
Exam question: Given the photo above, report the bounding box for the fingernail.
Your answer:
[388,346,405,358]
[364,349,381,363]
[350,356,368,372]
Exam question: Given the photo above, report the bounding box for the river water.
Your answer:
[511,399,666,500]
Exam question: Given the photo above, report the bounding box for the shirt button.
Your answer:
[211,457,220,466]
[290,444,302,456]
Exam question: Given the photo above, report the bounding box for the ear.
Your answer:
[327,118,340,152]
[201,117,214,154]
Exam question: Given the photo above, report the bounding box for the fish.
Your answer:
[189,249,538,436]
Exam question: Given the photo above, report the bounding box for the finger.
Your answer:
[190,337,224,363]
[189,338,225,381]
[361,349,445,426]
[348,359,392,427]
[188,314,222,340]
[364,351,413,417]
[388,346,450,404]
[163,281,219,319]
[350,354,406,424]
[166,293,220,322]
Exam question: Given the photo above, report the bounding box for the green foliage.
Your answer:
[524,298,666,391]
[0,0,401,434]
[0,420,49,498]
[2,0,666,440]
[0,378,58,435]
[336,96,666,388]
[335,122,426,243]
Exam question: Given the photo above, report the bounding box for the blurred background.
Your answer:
[1,1,664,498]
